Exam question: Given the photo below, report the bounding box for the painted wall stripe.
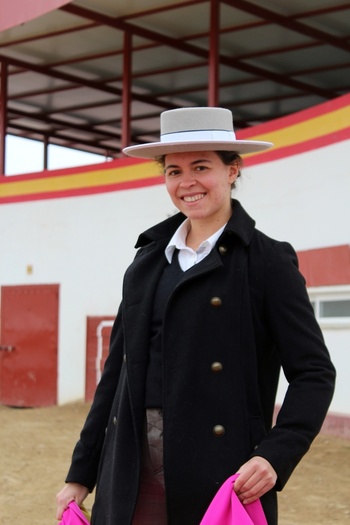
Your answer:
[237,93,350,137]
[241,105,350,157]
[0,175,164,205]
[1,94,349,205]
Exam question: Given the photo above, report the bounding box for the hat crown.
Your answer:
[122,106,273,158]
[161,107,234,136]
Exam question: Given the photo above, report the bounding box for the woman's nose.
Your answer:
[179,171,196,187]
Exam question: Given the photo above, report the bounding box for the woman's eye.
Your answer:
[167,169,180,177]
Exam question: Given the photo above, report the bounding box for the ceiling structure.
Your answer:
[0,0,349,173]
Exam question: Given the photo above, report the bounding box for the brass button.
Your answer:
[219,245,228,255]
[113,416,117,426]
[211,361,223,373]
[213,425,225,437]
[210,296,222,307]
[123,354,127,362]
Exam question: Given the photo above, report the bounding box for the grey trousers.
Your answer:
[132,408,168,525]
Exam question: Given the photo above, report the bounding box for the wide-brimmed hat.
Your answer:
[123,107,273,158]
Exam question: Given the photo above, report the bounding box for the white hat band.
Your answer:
[161,129,237,143]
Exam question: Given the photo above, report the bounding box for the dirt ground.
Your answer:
[1,402,349,525]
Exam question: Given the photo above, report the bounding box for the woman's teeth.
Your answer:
[183,193,205,203]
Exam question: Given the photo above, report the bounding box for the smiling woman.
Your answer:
[162,151,239,249]
[56,107,335,525]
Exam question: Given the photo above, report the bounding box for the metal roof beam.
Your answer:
[4,2,343,109]
[0,54,117,95]
[0,21,98,49]
[0,59,8,175]
[8,122,120,156]
[7,108,119,140]
[60,3,339,100]
[223,0,350,53]
[0,53,177,113]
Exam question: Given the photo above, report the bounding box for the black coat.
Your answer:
[66,200,335,525]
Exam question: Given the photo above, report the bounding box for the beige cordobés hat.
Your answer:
[123,107,273,159]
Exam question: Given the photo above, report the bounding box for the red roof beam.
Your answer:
[60,4,339,99]
[223,0,350,53]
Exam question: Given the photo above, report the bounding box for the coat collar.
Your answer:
[135,199,256,249]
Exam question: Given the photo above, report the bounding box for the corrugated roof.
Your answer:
[0,0,349,162]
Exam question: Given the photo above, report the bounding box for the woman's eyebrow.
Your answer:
[191,158,212,165]
[165,158,212,170]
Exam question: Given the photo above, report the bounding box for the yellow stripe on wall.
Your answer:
[0,161,159,198]
[244,105,350,155]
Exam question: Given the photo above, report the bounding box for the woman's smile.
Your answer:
[181,193,206,203]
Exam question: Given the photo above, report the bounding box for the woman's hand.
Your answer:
[234,456,277,505]
[56,482,89,520]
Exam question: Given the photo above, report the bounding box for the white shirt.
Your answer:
[165,219,226,271]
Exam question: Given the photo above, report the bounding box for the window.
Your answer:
[319,300,350,318]
[308,285,350,327]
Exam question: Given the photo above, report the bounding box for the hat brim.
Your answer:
[123,140,273,159]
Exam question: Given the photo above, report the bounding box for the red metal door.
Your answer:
[85,316,114,402]
[0,284,59,407]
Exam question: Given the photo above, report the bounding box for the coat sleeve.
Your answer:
[251,241,336,490]
[65,304,125,491]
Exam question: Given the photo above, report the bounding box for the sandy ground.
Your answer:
[1,402,349,525]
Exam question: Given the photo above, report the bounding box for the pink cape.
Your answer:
[200,474,268,525]
[59,501,90,525]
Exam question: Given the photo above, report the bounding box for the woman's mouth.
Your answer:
[182,193,206,203]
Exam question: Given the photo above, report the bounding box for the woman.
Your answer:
[56,107,335,525]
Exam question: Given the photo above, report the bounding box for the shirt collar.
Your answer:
[165,218,226,263]
[135,200,256,249]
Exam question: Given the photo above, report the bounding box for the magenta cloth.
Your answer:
[200,474,268,525]
[59,501,90,525]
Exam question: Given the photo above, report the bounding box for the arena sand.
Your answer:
[1,402,349,525]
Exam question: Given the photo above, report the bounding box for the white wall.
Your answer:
[0,186,172,403]
[237,140,350,251]
[0,138,349,409]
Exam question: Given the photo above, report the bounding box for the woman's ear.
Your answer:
[228,161,240,184]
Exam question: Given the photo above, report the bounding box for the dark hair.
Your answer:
[215,151,242,189]
[156,151,242,190]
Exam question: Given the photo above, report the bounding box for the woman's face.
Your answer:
[164,151,239,224]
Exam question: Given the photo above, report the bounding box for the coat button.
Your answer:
[213,425,225,437]
[211,361,223,373]
[123,354,126,362]
[113,416,117,426]
[210,296,222,307]
[219,245,228,255]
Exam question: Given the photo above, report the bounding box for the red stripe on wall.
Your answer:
[237,93,350,138]
[0,175,165,205]
[244,126,350,167]
[297,245,350,287]
[0,157,145,184]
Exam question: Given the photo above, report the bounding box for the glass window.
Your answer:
[319,300,350,318]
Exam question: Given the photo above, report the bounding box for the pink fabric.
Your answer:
[59,501,90,525]
[200,474,268,525]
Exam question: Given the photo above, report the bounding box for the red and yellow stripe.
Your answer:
[0,158,163,204]
[1,93,349,205]
[239,92,350,165]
